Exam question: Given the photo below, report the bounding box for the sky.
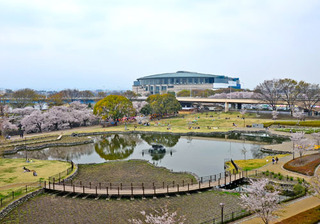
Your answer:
[0,0,320,91]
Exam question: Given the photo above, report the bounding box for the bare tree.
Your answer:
[297,81,320,116]
[279,78,300,116]
[255,79,281,110]
[240,178,280,224]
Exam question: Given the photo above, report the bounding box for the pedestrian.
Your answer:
[275,157,279,164]
[272,157,275,165]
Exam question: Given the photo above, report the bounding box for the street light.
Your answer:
[220,202,225,224]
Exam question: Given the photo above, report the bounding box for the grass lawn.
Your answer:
[225,154,290,171]
[0,158,71,196]
[67,160,198,188]
[0,191,241,224]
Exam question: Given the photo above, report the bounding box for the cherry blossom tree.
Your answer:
[271,110,279,120]
[240,178,280,224]
[12,107,37,116]
[293,111,306,121]
[132,101,147,113]
[128,206,185,224]
[295,137,314,161]
[0,116,17,137]
[21,110,45,133]
[290,132,305,159]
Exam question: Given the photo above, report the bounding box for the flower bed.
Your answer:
[283,153,320,176]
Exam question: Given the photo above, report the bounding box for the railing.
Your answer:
[1,164,74,210]
[0,181,43,209]
[48,166,74,184]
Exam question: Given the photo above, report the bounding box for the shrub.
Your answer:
[278,175,283,180]
[293,184,305,196]
[290,176,294,181]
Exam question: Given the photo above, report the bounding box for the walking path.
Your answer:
[45,170,255,197]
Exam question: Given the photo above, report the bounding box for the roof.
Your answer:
[137,71,227,80]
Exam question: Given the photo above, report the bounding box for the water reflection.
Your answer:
[94,134,137,160]
[140,134,180,147]
[4,132,286,176]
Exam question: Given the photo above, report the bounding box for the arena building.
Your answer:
[132,71,241,95]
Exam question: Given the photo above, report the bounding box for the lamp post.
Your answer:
[220,202,225,224]
[24,137,27,162]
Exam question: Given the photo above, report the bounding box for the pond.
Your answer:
[6,133,282,177]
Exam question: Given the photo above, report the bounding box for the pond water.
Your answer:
[6,133,279,177]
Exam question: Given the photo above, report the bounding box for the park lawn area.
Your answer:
[67,160,197,188]
[0,158,70,195]
[71,111,273,134]
[226,154,290,171]
[276,204,320,224]
[263,120,320,128]
[0,191,241,224]
[283,153,320,176]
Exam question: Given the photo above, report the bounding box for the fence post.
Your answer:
[209,179,211,187]
[99,183,101,190]
[131,184,133,197]
[106,187,109,197]
[199,182,201,189]
[83,186,85,194]
[118,187,120,197]
[177,184,179,193]
[63,183,65,192]
[73,185,75,193]
[153,186,156,195]
[191,179,193,185]
[53,181,55,190]
[44,181,46,189]
[167,185,169,194]
[201,177,203,183]
[59,173,61,184]
[188,183,189,191]
[49,181,51,189]
[120,183,123,190]
[172,181,175,187]
[210,175,212,182]
[142,184,145,197]
[95,186,98,196]
[89,182,91,189]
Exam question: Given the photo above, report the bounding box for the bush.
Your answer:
[278,175,283,180]
[290,176,294,181]
[293,184,305,196]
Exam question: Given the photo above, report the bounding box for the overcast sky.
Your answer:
[1,0,319,91]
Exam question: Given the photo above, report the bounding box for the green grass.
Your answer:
[263,120,320,128]
[226,155,289,171]
[0,158,71,196]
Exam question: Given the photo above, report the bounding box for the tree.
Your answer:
[69,101,97,126]
[93,95,135,123]
[0,116,17,137]
[297,81,320,116]
[21,110,45,133]
[140,104,152,116]
[177,90,190,97]
[123,90,138,100]
[147,94,181,116]
[240,178,280,224]
[34,94,47,110]
[11,88,38,108]
[295,136,314,161]
[47,92,64,107]
[129,205,185,224]
[272,110,279,120]
[278,78,299,116]
[255,79,281,110]
[59,89,81,103]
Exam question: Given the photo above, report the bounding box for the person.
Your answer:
[275,157,279,164]
[272,157,275,165]
[33,170,37,176]
[23,167,31,172]
[233,123,237,127]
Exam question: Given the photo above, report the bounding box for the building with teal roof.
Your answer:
[132,71,240,95]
